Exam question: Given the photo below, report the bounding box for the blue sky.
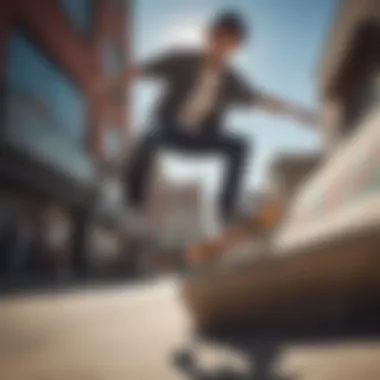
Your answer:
[131,0,339,197]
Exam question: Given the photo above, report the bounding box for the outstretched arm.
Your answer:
[229,71,318,127]
[254,92,319,127]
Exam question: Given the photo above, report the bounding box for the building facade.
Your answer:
[151,180,204,252]
[275,0,380,251]
[320,0,380,151]
[0,0,132,279]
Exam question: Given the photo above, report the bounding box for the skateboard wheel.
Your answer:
[172,348,196,371]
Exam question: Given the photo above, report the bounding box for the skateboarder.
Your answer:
[97,11,317,230]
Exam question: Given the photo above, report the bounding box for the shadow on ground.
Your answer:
[172,302,380,379]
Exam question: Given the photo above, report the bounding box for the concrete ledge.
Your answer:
[182,226,380,334]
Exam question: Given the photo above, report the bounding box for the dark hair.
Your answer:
[211,11,248,40]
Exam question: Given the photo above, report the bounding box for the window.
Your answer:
[3,30,94,184]
[5,30,88,144]
[58,0,93,35]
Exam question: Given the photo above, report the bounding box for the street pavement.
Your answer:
[0,278,380,380]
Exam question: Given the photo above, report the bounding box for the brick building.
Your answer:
[0,0,132,277]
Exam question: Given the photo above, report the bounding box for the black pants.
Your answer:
[125,124,249,222]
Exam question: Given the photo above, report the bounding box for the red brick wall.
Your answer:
[98,0,131,135]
